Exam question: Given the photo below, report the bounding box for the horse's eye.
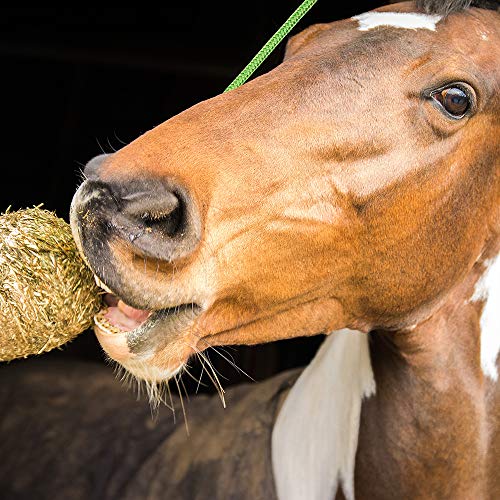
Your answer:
[431,86,470,118]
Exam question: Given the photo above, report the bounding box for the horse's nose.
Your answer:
[76,176,201,262]
[83,154,109,180]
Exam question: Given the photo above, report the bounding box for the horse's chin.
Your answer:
[91,292,200,382]
[96,323,188,382]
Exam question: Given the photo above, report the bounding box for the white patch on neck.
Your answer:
[353,12,442,31]
[272,330,375,500]
[470,254,500,381]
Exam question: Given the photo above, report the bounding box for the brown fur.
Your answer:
[353,252,500,498]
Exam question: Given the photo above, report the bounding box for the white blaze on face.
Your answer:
[272,330,376,500]
[471,254,500,381]
[353,12,442,31]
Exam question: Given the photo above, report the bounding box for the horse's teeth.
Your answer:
[94,308,123,335]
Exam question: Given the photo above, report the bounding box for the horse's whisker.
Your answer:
[191,344,226,408]
[174,374,190,436]
[198,336,255,382]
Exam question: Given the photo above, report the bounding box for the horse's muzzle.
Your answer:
[73,154,202,263]
[69,155,205,377]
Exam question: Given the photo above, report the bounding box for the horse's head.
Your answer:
[70,1,499,382]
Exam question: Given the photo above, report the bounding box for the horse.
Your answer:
[2,0,498,499]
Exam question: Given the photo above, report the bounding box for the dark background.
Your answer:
[0,2,383,396]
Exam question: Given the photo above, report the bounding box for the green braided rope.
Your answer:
[224,0,318,92]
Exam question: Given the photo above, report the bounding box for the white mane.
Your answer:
[272,329,375,500]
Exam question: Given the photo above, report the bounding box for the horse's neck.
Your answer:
[355,254,500,499]
[272,254,500,500]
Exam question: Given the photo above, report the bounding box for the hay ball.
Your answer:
[0,207,101,361]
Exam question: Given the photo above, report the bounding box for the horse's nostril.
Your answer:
[122,190,183,237]
[105,178,201,261]
[74,176,201,262]
[122,191,179,220]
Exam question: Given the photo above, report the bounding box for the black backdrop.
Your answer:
[0,1,384,394]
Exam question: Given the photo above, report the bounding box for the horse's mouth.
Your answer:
[91,275,202,362]
[94,291,198,334]
[94,293,153,335]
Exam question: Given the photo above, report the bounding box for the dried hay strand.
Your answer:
[0,207,101,361]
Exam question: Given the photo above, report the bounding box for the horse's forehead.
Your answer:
[349,10,498,51]
[438,10,500,73]
[301,8,500,82]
